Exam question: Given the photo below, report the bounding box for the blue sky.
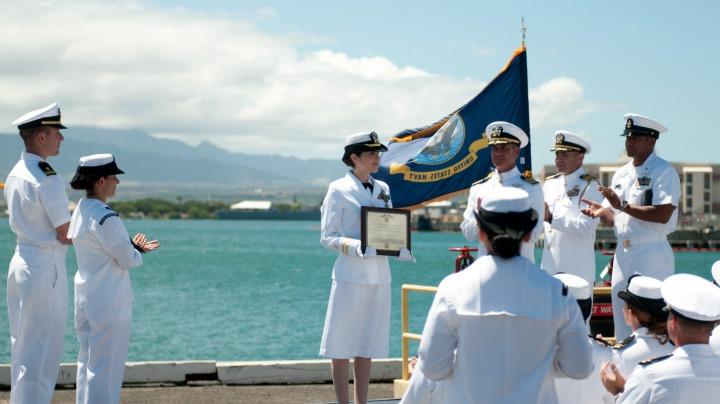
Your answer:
[1,1,718,169]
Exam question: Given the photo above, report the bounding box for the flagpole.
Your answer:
[521,15,527,48]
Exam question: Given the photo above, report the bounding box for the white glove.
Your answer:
[358,245,377,258]
[398,247,416,263]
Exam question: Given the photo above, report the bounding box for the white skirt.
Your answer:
[319,280,391,359]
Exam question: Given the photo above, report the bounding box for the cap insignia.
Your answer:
[370,132,379,144]
[555,133,565,145]
[626,118,634,129]
[491,125,503,138]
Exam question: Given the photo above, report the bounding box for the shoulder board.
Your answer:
[612,334,636,350]
[472,172,494,186]
[99,212,120,225]
[639,354,673,367]
[588,334,612,347]
[545,173,562,180]
[521,175,539,185]
[38,161,57,176]
[580,174,597,183]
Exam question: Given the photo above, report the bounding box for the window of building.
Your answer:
[705,173,711,190]
[685,173,693,183]
[686,185,693,195]
[705,192,711,202]
[705,204,711,214]
[686,198,693,208]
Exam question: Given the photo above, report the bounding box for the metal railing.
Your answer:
[400,284,438,381]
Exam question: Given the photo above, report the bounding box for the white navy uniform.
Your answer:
[319,172,393,359]
[617,345,720,403]
[5,152,70,403]
[555,336,612,404]
[605,151,680,339]
[68,198,143,404]
[417,255,593,403]
[711,328,720,354]
[611,327,675,378]
[460,166,544,262]
[400,358,446,404]
[541,167,602,284]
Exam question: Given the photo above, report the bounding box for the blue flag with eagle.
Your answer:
[375,46,531,209]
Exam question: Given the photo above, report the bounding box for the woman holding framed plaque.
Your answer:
[319,131,413,404]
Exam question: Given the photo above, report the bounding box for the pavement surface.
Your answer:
[0,382,397,404]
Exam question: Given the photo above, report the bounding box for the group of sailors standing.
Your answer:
[4,100,719,404]
[320,115,720,404]
[4,103,159,404]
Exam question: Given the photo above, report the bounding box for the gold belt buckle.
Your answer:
[623,239,631,248]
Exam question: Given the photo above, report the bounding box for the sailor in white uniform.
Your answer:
[582,113,680,340]
[541,132,602,285]
[602,274,720,403]
[67,154,160,404]
[4,103,71,404]
[319,132,414,404]
[460,121,544,262]
[418,187,592,403]
[601,275,674,402]
[710,260,720,354]
[552,273,612,404]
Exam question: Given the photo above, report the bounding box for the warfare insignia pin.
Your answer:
[637,176,652,186]
[378,190,390,207]
[614,184,622,189]
[567,185,580,197]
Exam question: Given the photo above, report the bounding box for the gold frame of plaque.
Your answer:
[361,206,411,257]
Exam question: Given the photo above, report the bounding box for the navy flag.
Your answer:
[376,46,531,209]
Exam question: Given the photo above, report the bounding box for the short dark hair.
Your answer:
[19,126,44,146]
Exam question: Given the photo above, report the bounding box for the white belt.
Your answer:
[619,234,666,248]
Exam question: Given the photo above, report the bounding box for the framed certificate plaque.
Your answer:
[361,206,411,257]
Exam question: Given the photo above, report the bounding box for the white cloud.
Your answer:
[255,6,277,20]
[0,1,598,159]
[529,77,598,129]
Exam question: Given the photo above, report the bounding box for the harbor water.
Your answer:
[0,219,717,364]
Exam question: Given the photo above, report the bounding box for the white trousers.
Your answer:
[75,302,132,404]
[7,245,68,404]
[611,240,674,340]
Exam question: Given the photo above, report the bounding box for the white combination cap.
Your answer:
[11,102,67,130]
[345,131,383,147]
[554,273,592,300]
[79,153,115,167]
[662,273,720,322]
[626,275,663,299]
[479,187,530,213]
[622,113,667,138]
[551,130,591,153]
[485,121,528,148]
[711,260,720,286]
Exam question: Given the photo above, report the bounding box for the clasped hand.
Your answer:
[132,233,161,253]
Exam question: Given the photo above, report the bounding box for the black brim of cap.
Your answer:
[618,291,667,318]
[70,162,125,189]
[342,143,388,161]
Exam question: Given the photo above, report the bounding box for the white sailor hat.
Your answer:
[11,102,67,130]
[662,273,720,323]
[485,121,528,148]
[551,130,591,153]
[554,273,592,320]
[70,153,125,190]
[342,131,388,162]
[622,113,667,139]
[474,187,538,240]
[618,275,666,318]
[554,273,592,300]
[712,260,720,286]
